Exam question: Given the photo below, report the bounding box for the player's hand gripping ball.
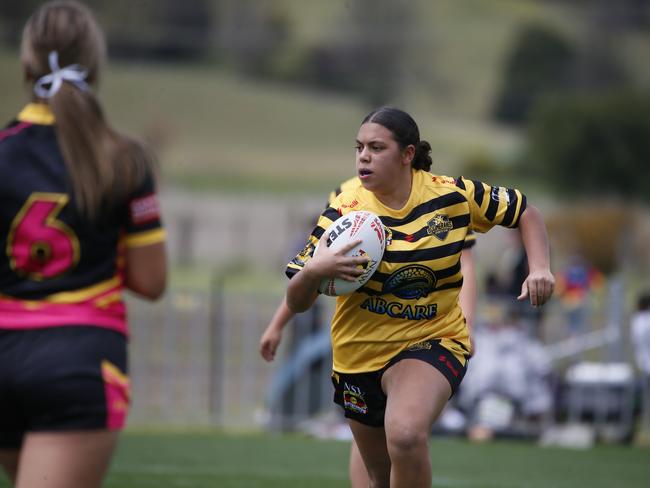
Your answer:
[317,210,386,296]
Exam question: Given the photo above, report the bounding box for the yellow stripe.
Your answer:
[124,228,166,248]
[102,360,129,386]
[17,103,55,125]
[94,290,123,308]
[47,276,122,304]
[0,276,122,305]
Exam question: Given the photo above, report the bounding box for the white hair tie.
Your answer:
[33,51,89,99]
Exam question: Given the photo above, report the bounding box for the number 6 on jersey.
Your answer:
[7,192,79,280]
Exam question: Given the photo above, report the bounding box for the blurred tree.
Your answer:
[492,23,576,125]
[0,0,44,45]
[216,0,290,76]
[302,0,414,105]
[102,0,214,60]
[524,91,650,202]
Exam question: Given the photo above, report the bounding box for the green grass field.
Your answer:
[2,431,646,487]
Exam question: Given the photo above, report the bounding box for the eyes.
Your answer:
[355,142,385,153]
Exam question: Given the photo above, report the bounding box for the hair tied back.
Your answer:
[33,51,89,99]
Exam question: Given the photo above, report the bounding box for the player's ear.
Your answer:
[402,144,415,166]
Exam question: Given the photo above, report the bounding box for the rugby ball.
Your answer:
[316,210,386,296]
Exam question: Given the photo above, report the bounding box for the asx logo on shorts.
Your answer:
[343,383,367,414]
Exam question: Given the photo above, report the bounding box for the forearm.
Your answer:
[286,264,320,313]
[268,296,295,332]
[518,205,551,272]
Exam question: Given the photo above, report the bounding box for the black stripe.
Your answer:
[463,237,476,250]
[383,240,465,263]
[485,186,499,221]
[378,192,467,227]
[322,206,340,221]
[371,259,461,283]
[452,338,470,354]
[334,185,343,196]
[472,180,485,207]
[455,176,466,190]
[502,189,518,227]
[435,278,464,291]
[512,194,527,227]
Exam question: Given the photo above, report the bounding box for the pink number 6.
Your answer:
[8,192,79,280]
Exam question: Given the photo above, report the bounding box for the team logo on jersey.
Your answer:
[426,213,453,241]
[384,227,393,246]
[343,383,367,414]
[490,186,511,205]
[292,241,315,267]
[382,265,437,299]
[407,340,433,351]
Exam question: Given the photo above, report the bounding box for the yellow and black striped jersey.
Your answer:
[287,169,526,373]
[328,176,476,249]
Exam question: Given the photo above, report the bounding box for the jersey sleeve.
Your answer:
[457,177,527,233]
[285,204,341,279]
[122,169,166,248]
[463,229,477,249]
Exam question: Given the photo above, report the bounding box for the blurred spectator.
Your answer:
[556,255,605,337]
[459,305,553,441]
[631,293,650,429]
[485,231,545,338]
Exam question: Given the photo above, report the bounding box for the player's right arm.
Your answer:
[259,296,294,362]
[286,232,364,313]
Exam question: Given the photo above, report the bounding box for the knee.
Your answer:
[385,423,428,460]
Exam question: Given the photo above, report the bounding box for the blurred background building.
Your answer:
[2,0,650,445]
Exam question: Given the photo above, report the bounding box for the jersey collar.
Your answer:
[17,103,55,125]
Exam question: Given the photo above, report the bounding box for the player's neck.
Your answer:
[374,170,413,210]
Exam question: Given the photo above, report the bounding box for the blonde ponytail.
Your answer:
[21,0,154,221]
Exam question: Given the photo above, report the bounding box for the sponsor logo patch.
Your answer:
[426,213,453,241]
[130,194,160,225]
[490,186,511,205]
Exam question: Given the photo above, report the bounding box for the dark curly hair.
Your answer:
[362,106,433,171]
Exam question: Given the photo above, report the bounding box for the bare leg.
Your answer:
[347,420,390,488]
[349,438,370,488]
[0,449,19,484]
[381,359,451,488]
[15,431,119,488]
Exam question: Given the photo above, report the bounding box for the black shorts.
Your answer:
[0,326,129,449]
[332,340,468,427]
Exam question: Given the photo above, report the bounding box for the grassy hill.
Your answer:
[0,48,520,194]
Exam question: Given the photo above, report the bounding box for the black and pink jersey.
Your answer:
[0,103,166,335]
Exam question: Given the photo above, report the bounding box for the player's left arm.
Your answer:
[459,246,477,331]
[516,204,555,307]
[124,241,167,300]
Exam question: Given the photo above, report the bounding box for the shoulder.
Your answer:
[329,184,365,213]
[417,171,469,200]
[328,176,361,205]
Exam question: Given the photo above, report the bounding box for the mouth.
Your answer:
[358,168,373,179]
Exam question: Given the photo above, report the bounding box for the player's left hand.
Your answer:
[518,269,555,307]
